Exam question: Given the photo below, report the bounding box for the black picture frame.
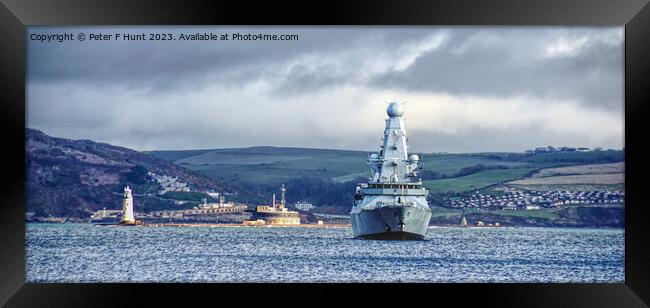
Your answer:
[1,0,649,306]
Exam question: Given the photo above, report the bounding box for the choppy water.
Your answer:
[26,223,624,282]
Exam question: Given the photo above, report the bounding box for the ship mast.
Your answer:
[369,102,420,184]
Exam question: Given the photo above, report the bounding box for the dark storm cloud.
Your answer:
[26,26,623,152]
[27,27,434,93]
[370,28,622,110]
[28,27,622,107]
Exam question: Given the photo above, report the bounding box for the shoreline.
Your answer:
[117,222,352,228]
[26,221,624,230]
[428,224,625,230]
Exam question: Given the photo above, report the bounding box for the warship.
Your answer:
[350,102,432,240]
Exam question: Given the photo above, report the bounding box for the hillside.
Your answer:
[429,206,624,228]
[508,162,624,185]
[26,129,258,218]
[149,146,370,185]
[28,128,625,226]
[148,147,624,212]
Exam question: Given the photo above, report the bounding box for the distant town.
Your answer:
[523,146,616,154]
[447,186,624,210]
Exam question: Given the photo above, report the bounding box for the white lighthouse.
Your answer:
[121,185,136,224]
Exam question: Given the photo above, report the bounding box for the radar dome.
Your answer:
[387,102,404,117]
[370,153,379,160]
[409,154,419,161]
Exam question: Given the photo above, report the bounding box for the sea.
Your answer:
[26,223,624,283]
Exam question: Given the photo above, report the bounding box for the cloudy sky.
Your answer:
[27,26,624,153]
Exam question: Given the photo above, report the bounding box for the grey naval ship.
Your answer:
[350,102,432,240]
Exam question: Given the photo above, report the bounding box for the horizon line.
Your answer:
[26,127,624,155]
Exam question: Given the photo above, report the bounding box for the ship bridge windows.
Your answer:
[367,183,421,189]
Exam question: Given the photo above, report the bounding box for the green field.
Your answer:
[508,173,624,185]
[193,164,336,187]
[160,147,364,180]
[173,148,370,186]
[144,149,215,161]
[153,148,539,188]
[531,162,623,177]
[147,147,624,201]
[420,154,529,175]
[423,168,534,193]
[517,150,623,163]
[508,183,625,191]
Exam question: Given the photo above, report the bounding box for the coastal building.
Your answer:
[447,187,624,210]
[143,204,246,219]
[90,208,123,224]
[196,196,235,209]
[294,201,314,211]
[248,184,301,225]
[503,203,517,210]
[148,172,191,193]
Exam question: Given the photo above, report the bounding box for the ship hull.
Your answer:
[351,205,431,240]
[358,231,424,240]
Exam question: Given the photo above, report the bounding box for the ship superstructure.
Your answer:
[350,102,431,240]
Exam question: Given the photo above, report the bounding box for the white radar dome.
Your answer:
[370,153,379,159]
[387,102,404,117]
[410,154,419,161]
